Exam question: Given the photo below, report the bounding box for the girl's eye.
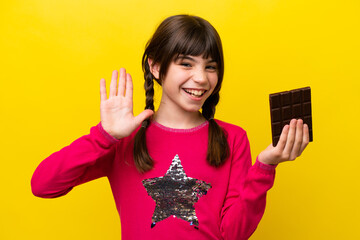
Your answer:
[206,65,217,71]
[180,62,192,67]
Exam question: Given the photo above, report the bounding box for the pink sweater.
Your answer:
[31,120,276,240]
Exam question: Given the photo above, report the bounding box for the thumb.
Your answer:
[265,143,274,151]
[134,109,154,126]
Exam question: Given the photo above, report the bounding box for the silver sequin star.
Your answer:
[142,155,212,229]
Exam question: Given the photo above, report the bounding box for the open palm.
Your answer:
[100,68,153,139]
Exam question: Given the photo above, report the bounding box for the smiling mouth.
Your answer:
[183,89,207,97]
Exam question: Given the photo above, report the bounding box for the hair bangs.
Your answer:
[171,27,220,63]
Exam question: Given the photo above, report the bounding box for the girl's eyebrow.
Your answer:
[177,55,216,64]
[177,55,196,62]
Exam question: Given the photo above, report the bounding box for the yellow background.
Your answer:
[1,0,359,239]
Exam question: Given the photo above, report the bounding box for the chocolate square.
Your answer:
[269,87,313,146]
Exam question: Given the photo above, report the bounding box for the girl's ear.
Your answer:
[148,58,160,80]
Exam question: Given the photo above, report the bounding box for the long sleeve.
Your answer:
[220,132,276,240]
[31,123,119,198]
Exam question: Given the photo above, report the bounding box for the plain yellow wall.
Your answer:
[1,0,359,239]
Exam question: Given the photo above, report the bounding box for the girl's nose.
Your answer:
[192,69,207,83]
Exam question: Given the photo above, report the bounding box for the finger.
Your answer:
[118,68,126,97]
[290,119,304,159]
[134,109,154,127]
[283,119,297,156]
[100,78,107,101]
[275,124,290,150]
[299,123,310,154]
[125,73,133,100]
[109,70,118,97]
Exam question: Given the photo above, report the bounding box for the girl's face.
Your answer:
[159,55,219,114]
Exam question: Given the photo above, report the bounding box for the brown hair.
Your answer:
[134,14,229,173]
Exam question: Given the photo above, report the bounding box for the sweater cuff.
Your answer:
[96,122,120,144]
[254,157,277,174]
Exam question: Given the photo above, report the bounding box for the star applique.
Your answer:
[142,154,211,229]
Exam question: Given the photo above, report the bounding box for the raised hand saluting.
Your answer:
[100,68,154,139]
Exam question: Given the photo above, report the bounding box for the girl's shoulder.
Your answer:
[214,119,250,149]
[214,119,247,137]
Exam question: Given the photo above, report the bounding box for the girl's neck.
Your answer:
[153,106,206,129]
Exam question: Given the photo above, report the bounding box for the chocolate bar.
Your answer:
[269,87,313,146]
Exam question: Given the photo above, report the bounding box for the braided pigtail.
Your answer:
[202,92,230,166]
[133,57,155,173]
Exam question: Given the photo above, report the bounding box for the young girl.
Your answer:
[32,15,309,240]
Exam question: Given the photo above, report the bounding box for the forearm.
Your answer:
[220,159,276,240]
[31,123,118,198]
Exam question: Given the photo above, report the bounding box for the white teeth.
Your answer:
[184,89,205,97]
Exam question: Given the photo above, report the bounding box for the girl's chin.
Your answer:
[181,105,203,113]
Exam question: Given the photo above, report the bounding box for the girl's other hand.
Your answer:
[100,68,154,139]
[258,119,309,165]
